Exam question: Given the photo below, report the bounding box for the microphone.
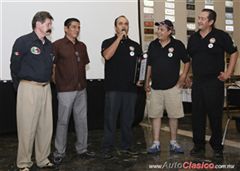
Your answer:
[122,29,126,40]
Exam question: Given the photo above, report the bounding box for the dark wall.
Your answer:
[0,80,146,134]
[0,81,17,134]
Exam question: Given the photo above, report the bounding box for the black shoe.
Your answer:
[120,148,138,155]
[78,151,96,159]
[101,150,113,159]
[213,150,223,159]
[53,156,64,165]
[190,146,205,156]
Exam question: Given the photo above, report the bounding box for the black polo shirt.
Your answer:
[101,35,142,92]
[148,37,190,90]
[10,31,53,88]
[187,28,237,79]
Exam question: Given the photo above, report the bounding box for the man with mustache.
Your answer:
[10,11,55,171]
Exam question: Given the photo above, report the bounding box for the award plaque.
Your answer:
[134,51,148,84]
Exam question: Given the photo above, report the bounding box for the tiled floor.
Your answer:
[0,115,239,171]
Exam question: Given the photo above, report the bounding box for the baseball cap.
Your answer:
[155,19,174,31]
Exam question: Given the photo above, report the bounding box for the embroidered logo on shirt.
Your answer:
[168,47,174,57]
[31,46,41,55]
[208,37,216,48]
[14,51,21,56]
[129,46,135,56]
[143,53,148,59]
[129,46,135,51]
[209,38,216,43]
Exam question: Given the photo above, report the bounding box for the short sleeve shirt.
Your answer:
[101,36,142,92]
[148,37,190,90]
[53,37,90,92]
[187,28,237,77]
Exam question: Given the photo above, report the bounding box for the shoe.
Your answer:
[101,149,113,159]
[120,148,138,155]
[213,150,223,159]
[78,151,96,159]
[190,146,205,156]
[170,142,184,154]
[19,167,30,171]
[147,143,160,154]
[38,161,55,169]
[53,156,64,165]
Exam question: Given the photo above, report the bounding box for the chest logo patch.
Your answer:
[129,46,135,56]
[31,46,41,55]
[14,51,21,56]
[208,37,216,49]
[129,46,135,51]
[168,47,174,58]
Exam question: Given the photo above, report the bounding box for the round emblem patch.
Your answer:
[31,46,41,55]
[168,53,173,57]
[208,43,213,48]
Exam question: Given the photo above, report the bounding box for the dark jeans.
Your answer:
[102,91,137,151]
[192,77,224,151]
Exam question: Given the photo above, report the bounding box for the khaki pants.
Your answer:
[16,81,53,168]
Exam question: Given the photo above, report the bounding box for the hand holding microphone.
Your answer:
[121,29,127,40]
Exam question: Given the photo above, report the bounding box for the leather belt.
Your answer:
[21,80,49,87]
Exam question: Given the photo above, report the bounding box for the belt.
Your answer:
[21,80,49,87]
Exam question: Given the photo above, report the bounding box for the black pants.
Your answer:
[192,78,224,151]
[102,91,137,151]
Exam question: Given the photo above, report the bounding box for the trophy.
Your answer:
[134,51,148,85]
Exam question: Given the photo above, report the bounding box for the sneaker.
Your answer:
[120,148,138,155]
[38,161,55,169]
[19,167,30,171]
[147,143,160,154]
[78,151,96,159]
[190,146,205,156]
[213,150,223,159]
[53,156,64,165]
[101,149,113,159]
[170,142,184,154]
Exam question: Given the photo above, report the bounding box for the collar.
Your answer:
[30,31,51,45]
[114,34,129,41]
[155,36,174,46]
[63,36,80,44]
[196,27,216,38]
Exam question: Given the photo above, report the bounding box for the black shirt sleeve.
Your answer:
[147,41,153,66]
[178,40,190,63]
[222,32,238,55]
[10,38,26,90]
[101,39,110,56]
[186,36,193,58]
